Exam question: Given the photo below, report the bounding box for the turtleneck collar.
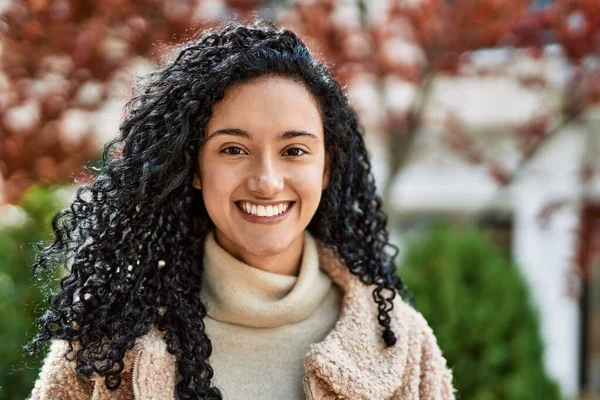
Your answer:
[199,230,333,328]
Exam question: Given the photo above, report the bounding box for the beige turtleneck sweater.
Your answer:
[200,230,343,400]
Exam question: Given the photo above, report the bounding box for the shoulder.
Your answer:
[349,277,446,353]
[391,294,439,342]
[28,340,94,400]
[29,329,170,400]
[389,295,457,399]
[345,277,439,342]
[386,291,451,370]
[305,282,457,399]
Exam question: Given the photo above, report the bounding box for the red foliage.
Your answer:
[546,0,600,62]
[2,0,599,204]
[0,0,231,203]
[392,0,531,72]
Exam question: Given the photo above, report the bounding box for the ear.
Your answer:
[192,174,202,190]
[322,149,332,190]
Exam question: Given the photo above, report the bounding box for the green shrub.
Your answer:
[0,185,69,400]
[398,224,562,400]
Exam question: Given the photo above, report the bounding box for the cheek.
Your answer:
[200,165,238,210]
[293,165,326,205]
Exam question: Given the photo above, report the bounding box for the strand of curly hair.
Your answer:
[26,19,412,399]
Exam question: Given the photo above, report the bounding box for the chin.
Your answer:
[242,237,292,257]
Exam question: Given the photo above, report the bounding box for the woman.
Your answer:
[28,20,455,399]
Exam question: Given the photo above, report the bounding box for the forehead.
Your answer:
[206,76,323,137]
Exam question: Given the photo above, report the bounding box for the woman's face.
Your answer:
[195,76,329,262]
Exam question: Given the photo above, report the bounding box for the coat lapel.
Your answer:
[130,329,177,400]
[302,244,412,399]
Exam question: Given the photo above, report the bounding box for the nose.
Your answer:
[247,156,284,197]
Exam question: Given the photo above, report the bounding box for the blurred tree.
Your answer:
[0,0,249,204]
[3,0,598,205]
[398,224,562,400]
[0,185,69,399]
[279,0,600,195]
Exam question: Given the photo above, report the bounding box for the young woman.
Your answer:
[28,20,455,399]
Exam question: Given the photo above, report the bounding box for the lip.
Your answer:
[235,200,294,206]
[235,201,295,224]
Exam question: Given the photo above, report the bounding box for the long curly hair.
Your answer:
[27,19,411,399]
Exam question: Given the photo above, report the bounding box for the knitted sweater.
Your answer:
[200,230,342,399]
[29,234,457,399]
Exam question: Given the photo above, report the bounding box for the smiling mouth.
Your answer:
[235,201,295,218]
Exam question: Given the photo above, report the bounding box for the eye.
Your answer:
[284,147,307,157]
[220,146,247,156]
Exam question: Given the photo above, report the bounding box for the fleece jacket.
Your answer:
[28,234,457,399]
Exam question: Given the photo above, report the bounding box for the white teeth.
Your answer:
[239,201,291,217]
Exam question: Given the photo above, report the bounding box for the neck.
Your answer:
[213,230,305,276]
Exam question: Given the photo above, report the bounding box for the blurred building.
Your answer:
[354,44,599,399]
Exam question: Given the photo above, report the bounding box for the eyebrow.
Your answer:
[205,128,320,142]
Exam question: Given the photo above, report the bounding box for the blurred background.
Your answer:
[0,0,599,399]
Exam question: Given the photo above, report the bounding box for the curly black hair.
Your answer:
[26,19,411,399]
